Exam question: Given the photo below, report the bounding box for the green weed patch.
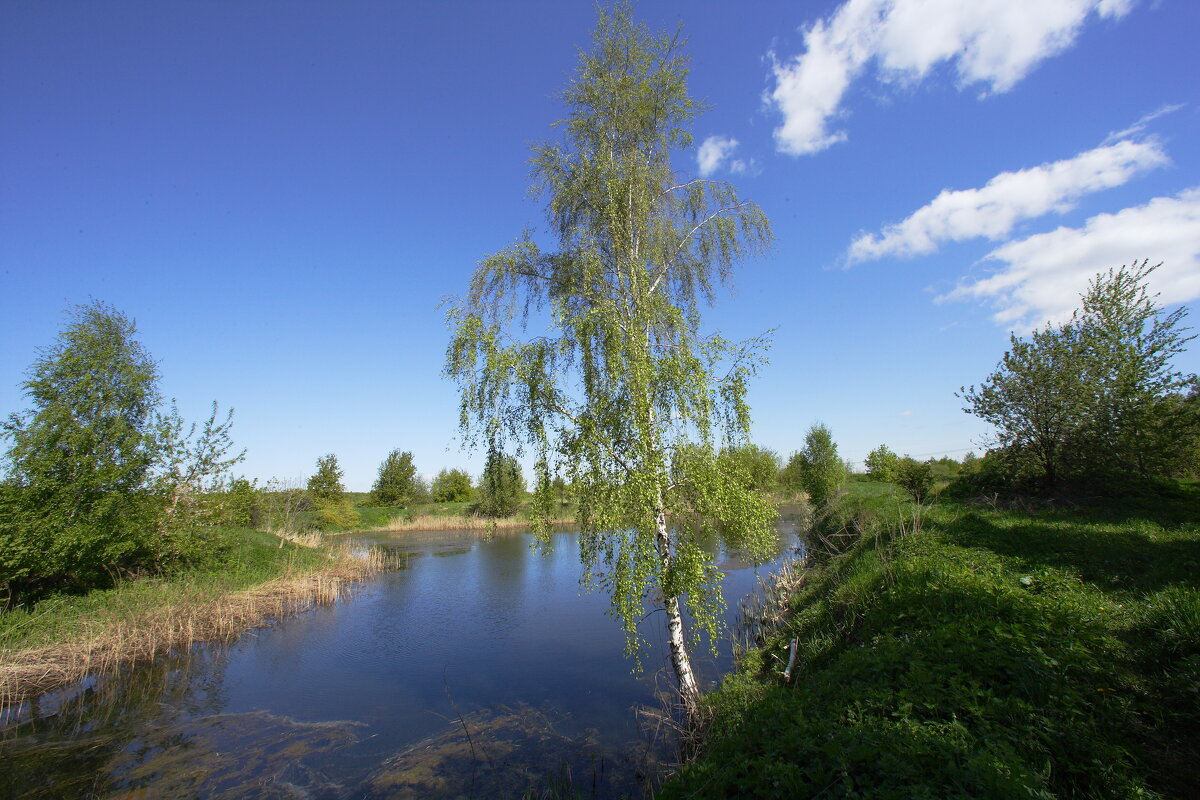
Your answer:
[662,485,1199,799]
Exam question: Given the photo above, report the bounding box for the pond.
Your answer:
[1,520,802,799]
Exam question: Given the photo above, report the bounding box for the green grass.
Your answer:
[0,527,329,653]
[660,481,1200,799]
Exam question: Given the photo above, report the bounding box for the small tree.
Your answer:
[220,477,259,528]
[431,468,473,502]
[779,451,805,492]
[798,423,847,510]
[308,454,360,529]
[551,475,569,508]
[475,448,525,517]
[154,400,244,528]
[443,6,775,716]
[718,444,781,492]
[261,477,311,534]
[371,449,417,507]
[1,302,162,593]
[864,444,900,482]
[961,261,1195,488]
[896,457,934,503]
[307,454,345,505]
[1073,260,1196,476]
[411,474,432,504]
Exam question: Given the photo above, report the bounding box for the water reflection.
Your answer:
[2,521,801,799]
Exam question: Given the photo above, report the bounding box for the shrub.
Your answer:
[896,457,934,503]
[431,468,473,502]
[864,444,899,482]
[371,449,417,507]
[798,423,847,510]
[474,449,525,517]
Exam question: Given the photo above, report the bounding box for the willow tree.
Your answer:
[444,6,775,715]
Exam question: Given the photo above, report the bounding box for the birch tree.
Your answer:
[444,5,775,716]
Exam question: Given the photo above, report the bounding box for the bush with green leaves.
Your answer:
[896,456,934,503]
[218,477,259,528]
[718,444,781,492]
[797,423,847,510]
[370,449,417,507]
[779,451,803,492]
[864,444,899,482]
[474,448,525,517]
[431,468,473,503]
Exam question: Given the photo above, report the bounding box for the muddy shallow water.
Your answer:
[1,523,801,799]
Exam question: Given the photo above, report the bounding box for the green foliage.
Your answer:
[0,526,334,653]
[431,468,473,503]
[779,451,805,491]
[154,400,245,528]
[663,484,1200,799]
[718,444,780,492]
[371,449,417,507]
[798,423,847,510]
[410,474,432,504]
[314,498,361,530]
[257,478,312,534]
[1075,260,1197,477]
[443,3,775,702]
[474,447,525,518]
[864,444,899,482]
[306,454,345,505]
[895,456,934,503]
[961,261,1197,490]
[217,477,259,528]
[0,301,241,599]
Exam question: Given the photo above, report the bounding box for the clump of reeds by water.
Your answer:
[375,513,575,532]
[0,545,388,713]
[731,556,808,666]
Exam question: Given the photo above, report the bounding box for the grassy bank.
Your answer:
[300,499,577,533]
[368,500,576,532]
[0,528,387,711]
[661,482,1200,799]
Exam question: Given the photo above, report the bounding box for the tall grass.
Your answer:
[373,512,575,532]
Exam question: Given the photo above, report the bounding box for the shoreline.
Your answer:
[0,543,388,714]
[366,512,576,532]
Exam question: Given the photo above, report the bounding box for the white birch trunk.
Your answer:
[655,503,701,716]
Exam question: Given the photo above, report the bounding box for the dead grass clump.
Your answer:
[0,546,388,712]
[375,513,575,532]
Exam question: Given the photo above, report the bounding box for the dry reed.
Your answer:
[0,546,388,712]
[374,513,575,532]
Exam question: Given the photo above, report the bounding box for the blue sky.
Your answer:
[3,0,1198,491]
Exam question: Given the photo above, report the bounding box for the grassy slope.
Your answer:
[661,483,1200,799]
[0,528,331,653]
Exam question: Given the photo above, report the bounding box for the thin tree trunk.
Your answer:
[655,502,701,717]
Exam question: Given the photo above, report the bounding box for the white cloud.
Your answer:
[847,138,1168,263]
[697,134,758,177]
[1102,103,1184,145]
[939,187,1200,328]
[697,135,739,177]
[769,0,1136,156]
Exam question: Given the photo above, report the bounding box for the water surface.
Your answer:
[2,522,801,799]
